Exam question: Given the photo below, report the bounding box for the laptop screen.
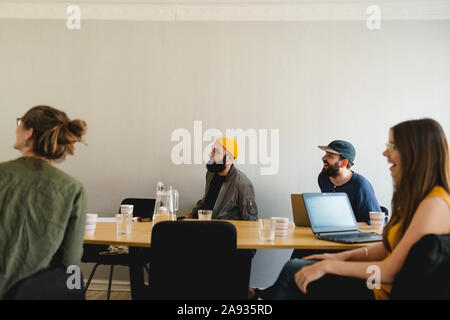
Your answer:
[302,193,358,233]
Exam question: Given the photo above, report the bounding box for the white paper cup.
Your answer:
[271,217,295,238]
[370,211,386,229]
[198,210,212,221]
[120,204,134,215]
[85,213,98,236]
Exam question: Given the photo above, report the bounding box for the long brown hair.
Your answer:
[21,105,87,161]
[383,118,450,251]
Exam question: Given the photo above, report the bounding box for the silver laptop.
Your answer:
[303,192,382,244]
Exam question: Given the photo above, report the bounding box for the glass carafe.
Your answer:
[153,183,178,226]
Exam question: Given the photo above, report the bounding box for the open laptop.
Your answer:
[291,194,310,227]
[303,192,382,244]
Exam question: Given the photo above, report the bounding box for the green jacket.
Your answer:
[0,157,87,298]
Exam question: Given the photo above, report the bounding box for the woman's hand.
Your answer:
[303,252,343,261]
[294,260,329,294]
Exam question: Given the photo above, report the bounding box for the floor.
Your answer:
[85,290,131,300]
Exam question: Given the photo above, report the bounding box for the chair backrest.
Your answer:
[147,221,251,300]
[120,198,155,219]
[380,206,389,223]
[391,234,450,299]
[4,266,85,300]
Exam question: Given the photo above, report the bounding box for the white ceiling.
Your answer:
[1,0,449,21]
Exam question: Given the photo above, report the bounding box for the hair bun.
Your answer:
[21,105,87,160]
[67,119,87,139]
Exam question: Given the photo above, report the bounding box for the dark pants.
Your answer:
[270,258,374,300]
[290,249,343,259]
[255,249,343,299]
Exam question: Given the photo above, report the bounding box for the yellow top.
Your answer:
[373,186,450,300]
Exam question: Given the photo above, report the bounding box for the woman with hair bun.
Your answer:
[0,105,88,298]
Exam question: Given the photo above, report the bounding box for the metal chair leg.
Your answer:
[144,264,150,276]
[84,263,100,293]
[107,265,114,300]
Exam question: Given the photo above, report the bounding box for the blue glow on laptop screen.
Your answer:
[305,195,356,229]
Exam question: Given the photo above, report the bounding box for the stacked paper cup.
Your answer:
[369,212,386,229]
[271,217,295,238]
[85,213,98,236]
[120,205,134,215]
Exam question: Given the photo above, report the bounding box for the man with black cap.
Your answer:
[318,140,381,224]
[249,140,382,300]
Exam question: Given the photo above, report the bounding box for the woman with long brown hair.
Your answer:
[0,105,87,298]
[257,118,450,300]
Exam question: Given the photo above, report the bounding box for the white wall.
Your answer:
[1,18,449,288]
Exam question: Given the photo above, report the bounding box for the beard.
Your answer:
[322,161,340,178]
[206,155,227,173]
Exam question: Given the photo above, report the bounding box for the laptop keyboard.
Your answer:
[319,232,382,244]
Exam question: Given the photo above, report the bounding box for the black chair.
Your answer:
[4,266,85,300]
[390,234,450,299]
[82,198,155,300]
[380,206,389,224]
[146,221,252,300]
[121,198,156,220]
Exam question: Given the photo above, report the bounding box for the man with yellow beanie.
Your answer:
[189,137,259,221]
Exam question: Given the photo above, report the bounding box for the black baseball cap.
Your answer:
[318,140,356,164]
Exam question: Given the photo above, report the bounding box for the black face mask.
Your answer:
[206,155,227,173]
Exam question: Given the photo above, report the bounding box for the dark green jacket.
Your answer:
[0,157,86,298]
[192,165,258,221]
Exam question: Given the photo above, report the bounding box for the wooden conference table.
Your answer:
[84,219,381,299]
[84,219,381,250]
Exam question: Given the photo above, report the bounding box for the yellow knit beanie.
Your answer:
[216,137,238,159]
